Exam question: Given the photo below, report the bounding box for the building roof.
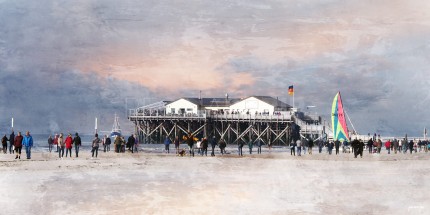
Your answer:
[169,96,291,108]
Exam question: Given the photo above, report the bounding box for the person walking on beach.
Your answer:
[328,141,334,155]
[164,136,171,154]
[408,140,414,154]
[334,140,340,155]
[54,134,59,152]
[22,131,33,159]
[256,139,263,154]
[290,140,296,156]
[185,132,195,157]
[174,136,180,155]
[219,139,226,155]
[58,133,65,158]
[48,135,53,153]
[114,136,121,153]
[302,138,307,155]
[92,133,100,158]
[2,134,8,154]
[238,141,244,156]
[393,139,399,154]
[210,136,217,156]
[65,133,73,158]
[367,138,373,154]
[385,139,391,154]
[14,132,23,159]
[248,139,253,154]
[73,133,81,157]
[376,139,382,154]
[9,131,14,154]
[201,137,208,156]
[296,139,302,156]
[128,134,136,153]
[308,138,314,155]
[317,140,324,153]
[104,135,111,152]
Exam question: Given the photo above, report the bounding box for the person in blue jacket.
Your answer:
[22,131,33,159]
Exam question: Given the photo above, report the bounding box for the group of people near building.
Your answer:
[1,130,33,159]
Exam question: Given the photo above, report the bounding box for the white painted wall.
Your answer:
[166,99,198,114]
[229,97,274,114]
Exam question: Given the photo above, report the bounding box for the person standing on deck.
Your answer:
[48,135,53,153]
[14,132,23,159]
[65,133,73,158]
[210,136,217,156]
[174,136,180,155]
[58,133,65,158]
[73,133,82,157]
[2,135,8,154]
[22,131,33,159]
[9,131,14,154]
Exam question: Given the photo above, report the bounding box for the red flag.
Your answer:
[288,85,294,95]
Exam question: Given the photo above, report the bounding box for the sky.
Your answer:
[1,0,430,136]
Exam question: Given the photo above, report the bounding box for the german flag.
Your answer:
[288,85,294,95]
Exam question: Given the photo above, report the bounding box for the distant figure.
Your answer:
[351,138,360,158]
[248,139,253,155]
[210,136,217,156]
[73,133,82,157]
[14,132,23,159]
[48,135,53,153]
[317,140,324,153]
[302,138,307,155]
[22,131,33,159]
[201,137,208,156]
[376,139,382,154]
[9,131,15,154]
[328,141,334,155]
[308,138,314,155]
[2,134,8,154]
[385,140,391,154]
[104,135,111,152]
[367,139,373,154]
[256,139,263,154]
[334,140,340,155]
[408,140,414,154]
[184,132,195,157]
[128,134,136,153]
[58,133,65,158]
[114,136,122,153]
[92,133,100,158]
[219,139,226,155]
[267,138,272,152]
[173,136,180,155]
[290,140,296,156]
[238,141,244,156]
[54,134,59,152]
[296,139,302,156]
[65,133,73,158]
[164,137,171,154]
[393,139,399,154]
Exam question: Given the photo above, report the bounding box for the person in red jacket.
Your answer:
[65,133,73,158]
[385,139,392,154]
[14,132,23,159]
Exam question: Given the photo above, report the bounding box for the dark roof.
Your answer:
[170,96,291,108]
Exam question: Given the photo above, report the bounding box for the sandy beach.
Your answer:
[0,146,429,215]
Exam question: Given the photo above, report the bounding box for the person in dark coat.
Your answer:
[218,139,226,155]
[290,140,296,156]
[238,141,244,156]
[1,135,8,154]
[358,139,364,158]
[317,140,324,153]
[308,138,314,155]
[256,139,263,154]
[201,137,208,156]
[184,132,195,157]
[73,133,82,157]
[210,136,217,156]
[351,138,360,158]
[408,140,414,154]
[9,131,14,154]
[48,135,53,153]
[127,134,136,153]
[163,137,171,154]
[14,132,23,159]
[248,139,253,154]
[334,140,340,155]
[367,139,374,154]
[328,141,334,155]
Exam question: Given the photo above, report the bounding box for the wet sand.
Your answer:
[0,146,429,215]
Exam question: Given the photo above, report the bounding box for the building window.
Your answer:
[187,108,193,112]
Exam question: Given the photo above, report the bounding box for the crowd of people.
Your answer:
[2,130,430,160]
